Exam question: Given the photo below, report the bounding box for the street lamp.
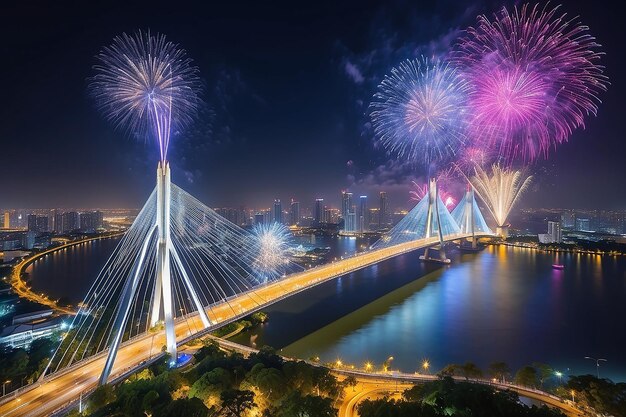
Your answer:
[584,357,607,379]
[554,371,563,383]
[2,380,10,396]
[383,356,394,373]
[365,362,373,372]
[422,360,430,374]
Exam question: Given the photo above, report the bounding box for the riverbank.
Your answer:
[9,232,125,314]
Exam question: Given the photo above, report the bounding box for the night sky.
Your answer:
[1,0,624,210]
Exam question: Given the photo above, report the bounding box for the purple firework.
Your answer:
[454,3,608,163]
[89,30,201,163]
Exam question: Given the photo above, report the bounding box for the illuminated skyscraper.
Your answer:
[3,212,9,229]
[315,199,324,225]
[358,195,368,232]
[547,221,562,243]
[289,200,300,226]
[341,191,353,221]
[273,199,282,224]
[379,192,389,229]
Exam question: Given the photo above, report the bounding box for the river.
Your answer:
[25,234,626,382]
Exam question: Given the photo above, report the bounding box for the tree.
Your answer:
[275,392,336,417]
[158,397,209,417]
[343,376,358,392]
[532,363,553,388]
[189,368,233,402]
[488,362,511,383]
[564,375,626,416]
[515,366,539,388]
[142,390,160,413]
[89,384,115,410]
[460,362,483,380]
[438,364,460,377]
[402,384,426,402]
[220,389,255,417]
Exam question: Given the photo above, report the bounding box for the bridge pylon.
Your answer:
[99,162,211,386]
[451,184,493,250]
[419,178,451,264]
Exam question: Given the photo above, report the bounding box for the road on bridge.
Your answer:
[0,233,483,416]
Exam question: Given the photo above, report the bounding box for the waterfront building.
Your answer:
[379,191,389,229]
[2,212,9,229]
[273,199,282,224]
[358,195,368,232]
[289,200,300,226]
[61,211,79,233]
[576,218,591,232]
[314,198,324,225]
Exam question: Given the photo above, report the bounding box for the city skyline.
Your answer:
[1,0,624,210]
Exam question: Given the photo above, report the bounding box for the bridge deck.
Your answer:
[0,232,489,417]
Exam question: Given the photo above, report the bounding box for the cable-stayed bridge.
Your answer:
[0,173,493,417]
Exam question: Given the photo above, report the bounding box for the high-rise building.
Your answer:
[576,218,590,232]
[341,191,353,221]
[52,209,62,233]
[345,212,356,233]
[273,199,282,224]
[358,195,368,232]
[314,199,324,225]
[27,214,48,233]
[289,200,300,226]
[3,212,9,229]
[254,213,265,225]
[379,192,389,229]
[27,214,37,232]
[548,221,562,243]
[62,211,79,233]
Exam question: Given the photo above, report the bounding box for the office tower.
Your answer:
[576,218,590,232]
[3,212,9,229]
[358,195,368,232]
[379,191,388,229]
[27,214,37,232]
[341,191,353,221]
[345,212,356,233]
[254,213,264,225]
[273,199,282,224]
[315,199,324,225]
[289,200,300,226]
[62,211,79,233]
[36,216,48,232]
[547,221,562,243]
[94,211,104,229]
[52,209,63,233]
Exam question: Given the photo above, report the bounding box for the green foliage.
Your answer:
[274,391,336,417]
[488,362,511,382]
[188,367,233,402]
[564,375,626,416]
[89,384,116,410]
[220,389,255,417]
[459,362,483,380]
[155,397,210,417]
[250,312,268,325]
[358,378,565,417]
[515,366,539,388]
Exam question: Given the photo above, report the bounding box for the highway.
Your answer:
[0,232,485,416]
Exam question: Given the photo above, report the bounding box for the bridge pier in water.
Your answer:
[419,178,451,264]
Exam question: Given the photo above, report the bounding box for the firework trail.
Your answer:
[370,57,471,167]
[470,164,532,227]
[252,222,292,282]
[89,30,201,162]
[410,180,456,209]
[454,3,608,163]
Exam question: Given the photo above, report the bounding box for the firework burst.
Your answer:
[454,3,608,163]
[252,222,292,282]
[410,180,456,209]
[470,164,532,227]
[370,57,471,166]
[89,30,202,162]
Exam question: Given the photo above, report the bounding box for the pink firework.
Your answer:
[410,180,456,209]
[455,146,495,174]
[454,3,608,162]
